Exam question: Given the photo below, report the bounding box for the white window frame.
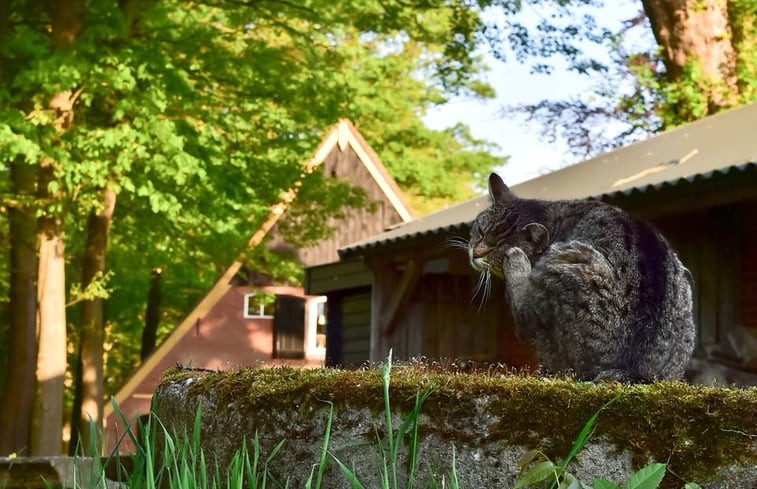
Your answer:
[306,296,327,357]
[243,292,274,319]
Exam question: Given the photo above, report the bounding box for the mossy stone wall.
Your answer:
[152,366,757,489]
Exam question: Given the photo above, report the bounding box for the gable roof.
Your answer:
[314,119,414,222]
[341,102,757,256]
[106,119,412,417]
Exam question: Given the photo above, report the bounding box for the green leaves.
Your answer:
[515,399,673,489]
[592,479,621,489]
[515,460,561,488]
[592,464,667,489]
[2,0,504,400]
[623,463,667,489]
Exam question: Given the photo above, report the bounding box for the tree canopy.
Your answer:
[0,0,503,454]
[487,0,756,156]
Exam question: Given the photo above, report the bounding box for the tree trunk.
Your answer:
[74,187,116,452]
[70,0,139,453]
[31,162,67,456]
[141,267,163,361]
[29,0,84,456]
[641,0,739,116]
[0,160,38,456]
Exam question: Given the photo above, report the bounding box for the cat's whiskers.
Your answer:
[471,272,485,302]
[481,269,492,311]
[471,269,492,312]
[444,236,469,250]
[483,269,492,308]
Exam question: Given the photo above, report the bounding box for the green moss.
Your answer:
[158,365,756,488]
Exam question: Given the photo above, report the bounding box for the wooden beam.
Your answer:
[380,259,424,337]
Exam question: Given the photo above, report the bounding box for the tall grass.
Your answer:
[330,350,435,489]
[80,398,287,489]
[85,350,440,489]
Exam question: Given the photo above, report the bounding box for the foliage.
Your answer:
[0,0,504,408]
[482,0,757,157]
[67,271,113,307]
[514,402,699,489]
[79,354,439,489]
[98,399,287,489]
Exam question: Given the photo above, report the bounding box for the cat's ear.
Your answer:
[488,173,513,204]
[523,223,549,254]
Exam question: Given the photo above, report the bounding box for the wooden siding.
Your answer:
[340,291,372,365]
[270,144,406,268]
[740,202,757,332]
[306,258,371,295]
[654,204,743,360]
[367,250,538,367]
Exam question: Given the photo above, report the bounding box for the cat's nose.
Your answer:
[471,244,489,259]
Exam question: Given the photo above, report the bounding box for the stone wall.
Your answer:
[151,365,757,489]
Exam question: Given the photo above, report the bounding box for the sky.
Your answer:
[423,2,644,185]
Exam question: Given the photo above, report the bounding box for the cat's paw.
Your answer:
[548,240,614,279]
[593,369,632,383]
[504,246,531,277]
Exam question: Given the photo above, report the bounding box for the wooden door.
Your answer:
[274,295,306,358]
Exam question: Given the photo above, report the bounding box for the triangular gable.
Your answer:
[106,120,412,416]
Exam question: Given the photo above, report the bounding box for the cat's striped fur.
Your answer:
[469,173,695,382]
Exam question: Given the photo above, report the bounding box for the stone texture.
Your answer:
[151,367,757,489]
[0,457,119,489]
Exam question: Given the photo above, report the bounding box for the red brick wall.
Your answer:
[104,284,323,453]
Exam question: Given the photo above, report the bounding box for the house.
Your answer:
[306,103,757,383]
[104,120,414,452]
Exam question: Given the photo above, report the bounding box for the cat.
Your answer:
[468,173,696,382]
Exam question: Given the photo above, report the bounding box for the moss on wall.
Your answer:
[158,365,756,488]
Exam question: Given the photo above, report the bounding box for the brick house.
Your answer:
[105,120,414,452]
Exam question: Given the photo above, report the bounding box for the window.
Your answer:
[315,299,327,349]
[243,292,275,318]
[307,296,327,355]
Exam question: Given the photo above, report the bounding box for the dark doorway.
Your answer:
[273,295,306,358]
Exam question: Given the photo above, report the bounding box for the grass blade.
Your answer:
[449,445,460,489]
[406,387,433,489]
[110,396,143,454]
[380,350,396,489]
[560,397,617,470]
[314,402,334,489]
[331,453,368,489]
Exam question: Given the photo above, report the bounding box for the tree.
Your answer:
[1,0,502,454]
[485,0,756,156]
[0,159,37,456]
[640,0,754,122]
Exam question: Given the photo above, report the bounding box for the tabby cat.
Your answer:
[468,173,695,382]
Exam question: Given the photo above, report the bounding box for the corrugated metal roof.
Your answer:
[341,102,757,256]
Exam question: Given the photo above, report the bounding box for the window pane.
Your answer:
[245,293,276,317]
[316,301,327,348]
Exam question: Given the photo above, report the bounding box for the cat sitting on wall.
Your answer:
[468,173,695,382]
